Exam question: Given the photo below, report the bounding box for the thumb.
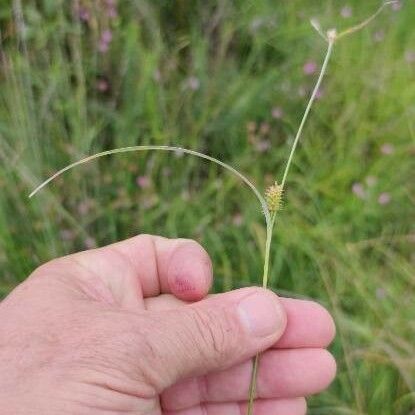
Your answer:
[139,287,287,391]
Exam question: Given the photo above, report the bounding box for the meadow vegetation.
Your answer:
[0,1,414,413]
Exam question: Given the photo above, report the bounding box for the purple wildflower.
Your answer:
[315,87,324,100]
[340,6,353,18]
[186,76,200,91]
[373,30,385,43]
[405,50,415,63]
[84,237,97,249]
[378,192,391,205]
[136,175,151,189]
[376,287,387,300]
[97,79,109,92]
[77,200,92,215]
[78,6,91,22]
[352,182,366,199]
[60,229,75,241]
[105,0,118,19]
[381,143,395,155]
[254,140,271,153]
[303,60,317,75]
[101,30,113,44]
[391,1,402,11]
[271,106,284,119]
[259,122,270,135]
[98,41,109,53]
[232,213,243,227]
[98,30,113,53]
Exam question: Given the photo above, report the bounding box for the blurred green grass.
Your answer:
[0,0,414,413]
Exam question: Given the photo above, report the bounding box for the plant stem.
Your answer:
[246,38,335,415]
[281,38,334,190]
[247,212,276,414]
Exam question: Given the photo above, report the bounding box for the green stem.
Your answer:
[246,38,335,415]
[280,39,334,189]
[247,212,276,415]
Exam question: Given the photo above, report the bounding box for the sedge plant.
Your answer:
[29,3,396,414]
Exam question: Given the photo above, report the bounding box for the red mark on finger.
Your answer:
[174,277,196,293]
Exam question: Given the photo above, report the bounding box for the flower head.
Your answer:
[378,192,391,205]
[303,60,317,75]
[232,213,243,226]
[265,181,283,212]
[352,182,366,199]
[105,0,118,19]
[254,139,271,153]
[373,30,385,43]
[136,175,151,189]
[84,237,97,249]
[185,76,200,91]
[271,107,283,119]
[381,143,395,155]
[78,6,91,22]
[391,1,402,11]
[341,6,353,18]
[98,30,113,53]
[405,50,415,63]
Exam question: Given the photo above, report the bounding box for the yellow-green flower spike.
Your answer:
[265,181,283,212]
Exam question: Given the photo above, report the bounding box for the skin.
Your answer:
[0,234,336,415]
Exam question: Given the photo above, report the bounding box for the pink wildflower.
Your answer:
[378,192,391,205]
[376,287,387,299]
[232,213,243,227]
[340,6,352,18]
[405,50,415,63]
[97,79,109,92]
[381,143,395,155]
[136,175,151,189]
[391,1,402,11]
[84,237,97,249]
[352,182,366,199]
[98,30,113,53]
[254,140,271,153]
[186,76,200,91]
[303,60,317,75]
[271,106,284,119]
[60,229,75,241]
[78,6,90,22]
[101,30,113,44]
[373,30,385,43]
[315,87,324,100]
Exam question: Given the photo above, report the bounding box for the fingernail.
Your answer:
[238,291,284,337]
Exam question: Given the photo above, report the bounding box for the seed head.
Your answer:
[265,181,283,212]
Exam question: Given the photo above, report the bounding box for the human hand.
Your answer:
[0,234,336,414]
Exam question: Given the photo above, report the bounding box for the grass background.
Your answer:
[0,0,414,413]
